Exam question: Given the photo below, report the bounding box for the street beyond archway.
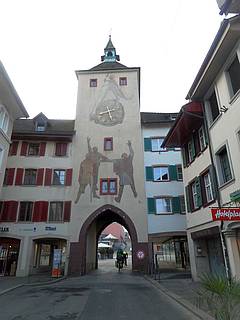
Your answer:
[0,260,199,320]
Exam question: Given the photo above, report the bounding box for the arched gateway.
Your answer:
[68,37,149,276]
[68,205,148,275]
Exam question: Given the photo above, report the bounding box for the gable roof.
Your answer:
[141,112,179,124]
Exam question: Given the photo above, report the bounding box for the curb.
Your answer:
[0,276,67,296]
[144,276,215,320]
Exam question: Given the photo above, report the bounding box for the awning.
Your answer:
[162,102,203,148]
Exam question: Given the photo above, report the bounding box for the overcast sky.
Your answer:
[1,0,224,119]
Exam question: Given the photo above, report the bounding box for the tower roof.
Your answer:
[105,35,115,50]
[101,35,120,63]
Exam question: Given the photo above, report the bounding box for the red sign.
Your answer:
[211,208,240,221]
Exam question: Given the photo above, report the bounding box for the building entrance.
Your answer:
[0,238,20,276]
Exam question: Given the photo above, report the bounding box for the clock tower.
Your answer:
[68,37,149,275]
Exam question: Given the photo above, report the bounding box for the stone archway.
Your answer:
[68,205,149,275]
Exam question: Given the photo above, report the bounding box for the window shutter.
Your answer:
[172,197,181,213]
[64,201,71,222]
[6,168,15,185]
[144,138,152,151]
[196,177,202,208]
[191,137,196,158]
[36,168,44,186]
[15,168,24,185]
[147,198,156,214]
[185,185,192,213]
[20,142,28,156]
[203,125,209,145]
[39,142,46,156]
[146,167,154,181]
[199,175,207,206]
[1,201,18,221]
[44,168,52,186]
[209,165,217,200]
[9,141,19,156]
[181,148,187,167]
[169,165,177,180]
[65,169,73,186]
[33,201,48,222]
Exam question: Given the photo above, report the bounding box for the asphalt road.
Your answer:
[0,261,199,320]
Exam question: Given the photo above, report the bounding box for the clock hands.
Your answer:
[99,106,115,120]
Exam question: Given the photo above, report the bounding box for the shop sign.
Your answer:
[0,227,9,232]
[211,208,240,221]
[52,249,62,278]
[45,226,56,231]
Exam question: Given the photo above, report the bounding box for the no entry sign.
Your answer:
[211,208,240,221]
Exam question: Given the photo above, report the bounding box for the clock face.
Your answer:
[91,99,125,126]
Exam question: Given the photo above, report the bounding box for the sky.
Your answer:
[1,0,225,119]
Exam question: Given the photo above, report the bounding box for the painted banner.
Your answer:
[52,249,62,277]
[211,208,240,221]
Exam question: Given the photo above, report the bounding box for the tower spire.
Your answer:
[101,35,120,62]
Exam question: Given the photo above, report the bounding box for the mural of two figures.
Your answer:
[75,138,137,203]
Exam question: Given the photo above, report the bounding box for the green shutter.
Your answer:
[146,167,154,181]
[172,197,181,213]
[169,165,178,180]
[144,138,152,151]
[185,185,191,213]
[181,147,187,167]
[196,177,202,208]
[147,198,156,214]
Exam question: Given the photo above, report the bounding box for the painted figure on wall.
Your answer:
[113,140,137,202]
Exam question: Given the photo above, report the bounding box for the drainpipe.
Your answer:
[201,102,231,281]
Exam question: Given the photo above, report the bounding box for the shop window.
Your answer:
[227,55,240,97]
[90,79,97,87]
[177,165,183,181]
[24,169,37,185]
[49,202,64,222]
[119,77,127,86]
[155,198,172,214]
[104,137,113,151]
[52,169,66,185]
[208,90,220,122]
[153,166,169,181]
[18,202,33,222]
[100,178,117,195]
[55,143,68,156]
[216,146,233,185]
[0,105,9,133]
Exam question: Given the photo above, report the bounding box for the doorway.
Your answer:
[0,238,20,276]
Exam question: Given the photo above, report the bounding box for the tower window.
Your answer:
[119,77,127,86]
[104,137,113,151]
[90,79,97,87]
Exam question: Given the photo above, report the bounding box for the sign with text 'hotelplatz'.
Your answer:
[211,208,240,221]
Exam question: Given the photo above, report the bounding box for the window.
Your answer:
[156,198,172,214]
[36,124,45,132]
[217,146,232,184]
[203,172,214,203]
[52,169,66,185]
[191,181,198,210]
[55,143,67,156]
[198,126,207,150]
[104,137,113,151]
[90,79,97,87]
[188,140,195,162]
[28,143,40,156]
[0,105,9,133]
[180,196,186,214]
[49,202,63,222]
[24,169,37,185]
[18,202,33,222]
[208,90,220,122]
[119,77,127,86]
[153,167,169,181]
[151,137,166,152]
[177,166,183,180]
[227,55,240,97]
[100,178,117,195]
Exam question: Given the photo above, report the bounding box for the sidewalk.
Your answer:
[0,274,65,296]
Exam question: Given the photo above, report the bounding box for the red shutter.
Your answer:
[15,168,24,185]
[1,201,18,221]
[6,168,15,185]
[33,201,48,222]
[9,141,19,156]
[20,142,28,156]
[36,168,44,186]
[39,142,46,156]
[64,201,71,222]
[44,168,52,186]
[65,169,73,186]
